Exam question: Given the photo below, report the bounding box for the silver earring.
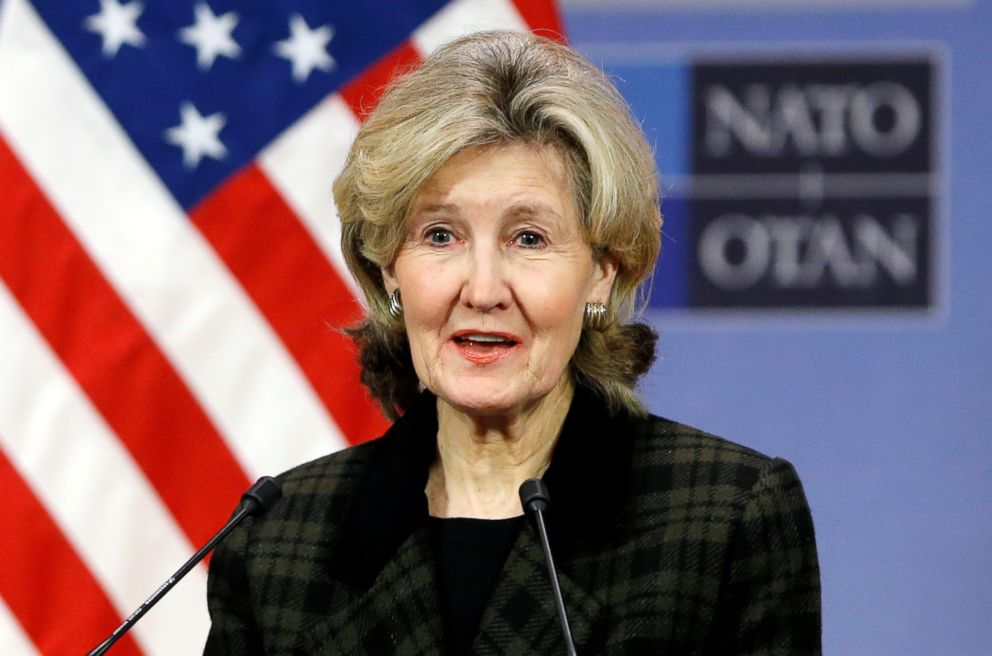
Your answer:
[584,302,607,330]
[387,289,403,319]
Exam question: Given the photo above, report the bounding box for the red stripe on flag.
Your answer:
[340,40,422,120]
[190,165,389,444]
[511,0,566,40]
[0,136,251,547]
[0,447,142,656]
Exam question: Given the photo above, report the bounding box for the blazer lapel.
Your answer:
[471,525,606,655]
[469,386,636,655]
[303,524,446,656]
[303,391,441,655]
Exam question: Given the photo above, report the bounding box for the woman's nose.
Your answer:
[460,244,512,312]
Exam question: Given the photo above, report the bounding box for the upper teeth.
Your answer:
[463,334,507,342]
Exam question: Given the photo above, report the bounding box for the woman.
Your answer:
[205,31,820,655]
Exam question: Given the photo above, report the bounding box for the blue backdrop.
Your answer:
[561,1,991,654]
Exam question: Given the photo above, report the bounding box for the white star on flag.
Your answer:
[273,13,336,83]
[164,101,228,169]
[83,0,146,58]
[178,2,241,70]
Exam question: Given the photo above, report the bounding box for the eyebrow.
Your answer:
[505,202,561,219]
[411,201,564,221]
[411,203,457,216]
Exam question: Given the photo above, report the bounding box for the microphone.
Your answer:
[519,478,577,656]
[86,476,283,656]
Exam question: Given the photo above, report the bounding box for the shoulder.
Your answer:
[628,418,822,650]
[639,412,770,464]
[561,402,820,651]
[618,413,820,642]
[206,438,386,635]
[625,412,811,519]
[277,438,381,503]
[253,437,384,534]
[205,435,405,653]
[640,411,789,469]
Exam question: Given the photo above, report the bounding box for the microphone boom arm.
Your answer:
[519,478,578,656]
[86,476,282,656]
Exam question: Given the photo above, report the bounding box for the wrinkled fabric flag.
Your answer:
[0,0,561,653]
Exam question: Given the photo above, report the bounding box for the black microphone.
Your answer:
[86,476,283,656]
[519,478,578,656]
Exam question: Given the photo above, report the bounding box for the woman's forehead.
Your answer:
[410,143,576,218]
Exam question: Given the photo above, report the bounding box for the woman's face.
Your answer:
[383,143,616,417]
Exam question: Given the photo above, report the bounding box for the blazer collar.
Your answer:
[335,384,637,587]
[337,390,437,587]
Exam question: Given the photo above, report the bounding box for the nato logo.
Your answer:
[654,55,939,311]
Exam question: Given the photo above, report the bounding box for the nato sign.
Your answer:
[651,55,939,311]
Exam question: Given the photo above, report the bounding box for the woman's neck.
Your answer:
[426,380,574,519]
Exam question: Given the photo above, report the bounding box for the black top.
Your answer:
[429,516,525,655]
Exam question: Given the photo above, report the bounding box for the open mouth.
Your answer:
[451,332,521,364]
[452,333,520,347]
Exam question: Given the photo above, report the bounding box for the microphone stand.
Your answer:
[519,478,578,656]
[86,476,282,656]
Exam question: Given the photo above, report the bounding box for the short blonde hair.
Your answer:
[335,30,662,418]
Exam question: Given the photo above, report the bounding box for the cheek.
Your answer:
[526,263,591,329]
[527,284,586,362]
[402,287,445,358]
[394,260,453,380]
[539,296,584,333]
[396,257,449,329]
[401,307,439,390]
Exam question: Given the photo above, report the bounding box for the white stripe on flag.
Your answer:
[413,0,529,55]
[0,0,344,480]
[0,282,208,656]
[0,597,38,656]
[258,94,362,299]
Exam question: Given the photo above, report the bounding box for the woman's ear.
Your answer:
[381,264,398,294]
[589,253,619,304]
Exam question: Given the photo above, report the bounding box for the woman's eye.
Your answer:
[426,228,453,245]
[515,231,545,248]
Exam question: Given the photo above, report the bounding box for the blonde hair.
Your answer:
[334,30,662,418]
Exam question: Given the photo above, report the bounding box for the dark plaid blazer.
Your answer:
[204,386,821,655]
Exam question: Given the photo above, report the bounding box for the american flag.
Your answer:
[0,0,562,653]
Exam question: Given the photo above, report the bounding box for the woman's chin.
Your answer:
[432,376,567,421]
[442,392,520,418]
[434,381,531,418]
